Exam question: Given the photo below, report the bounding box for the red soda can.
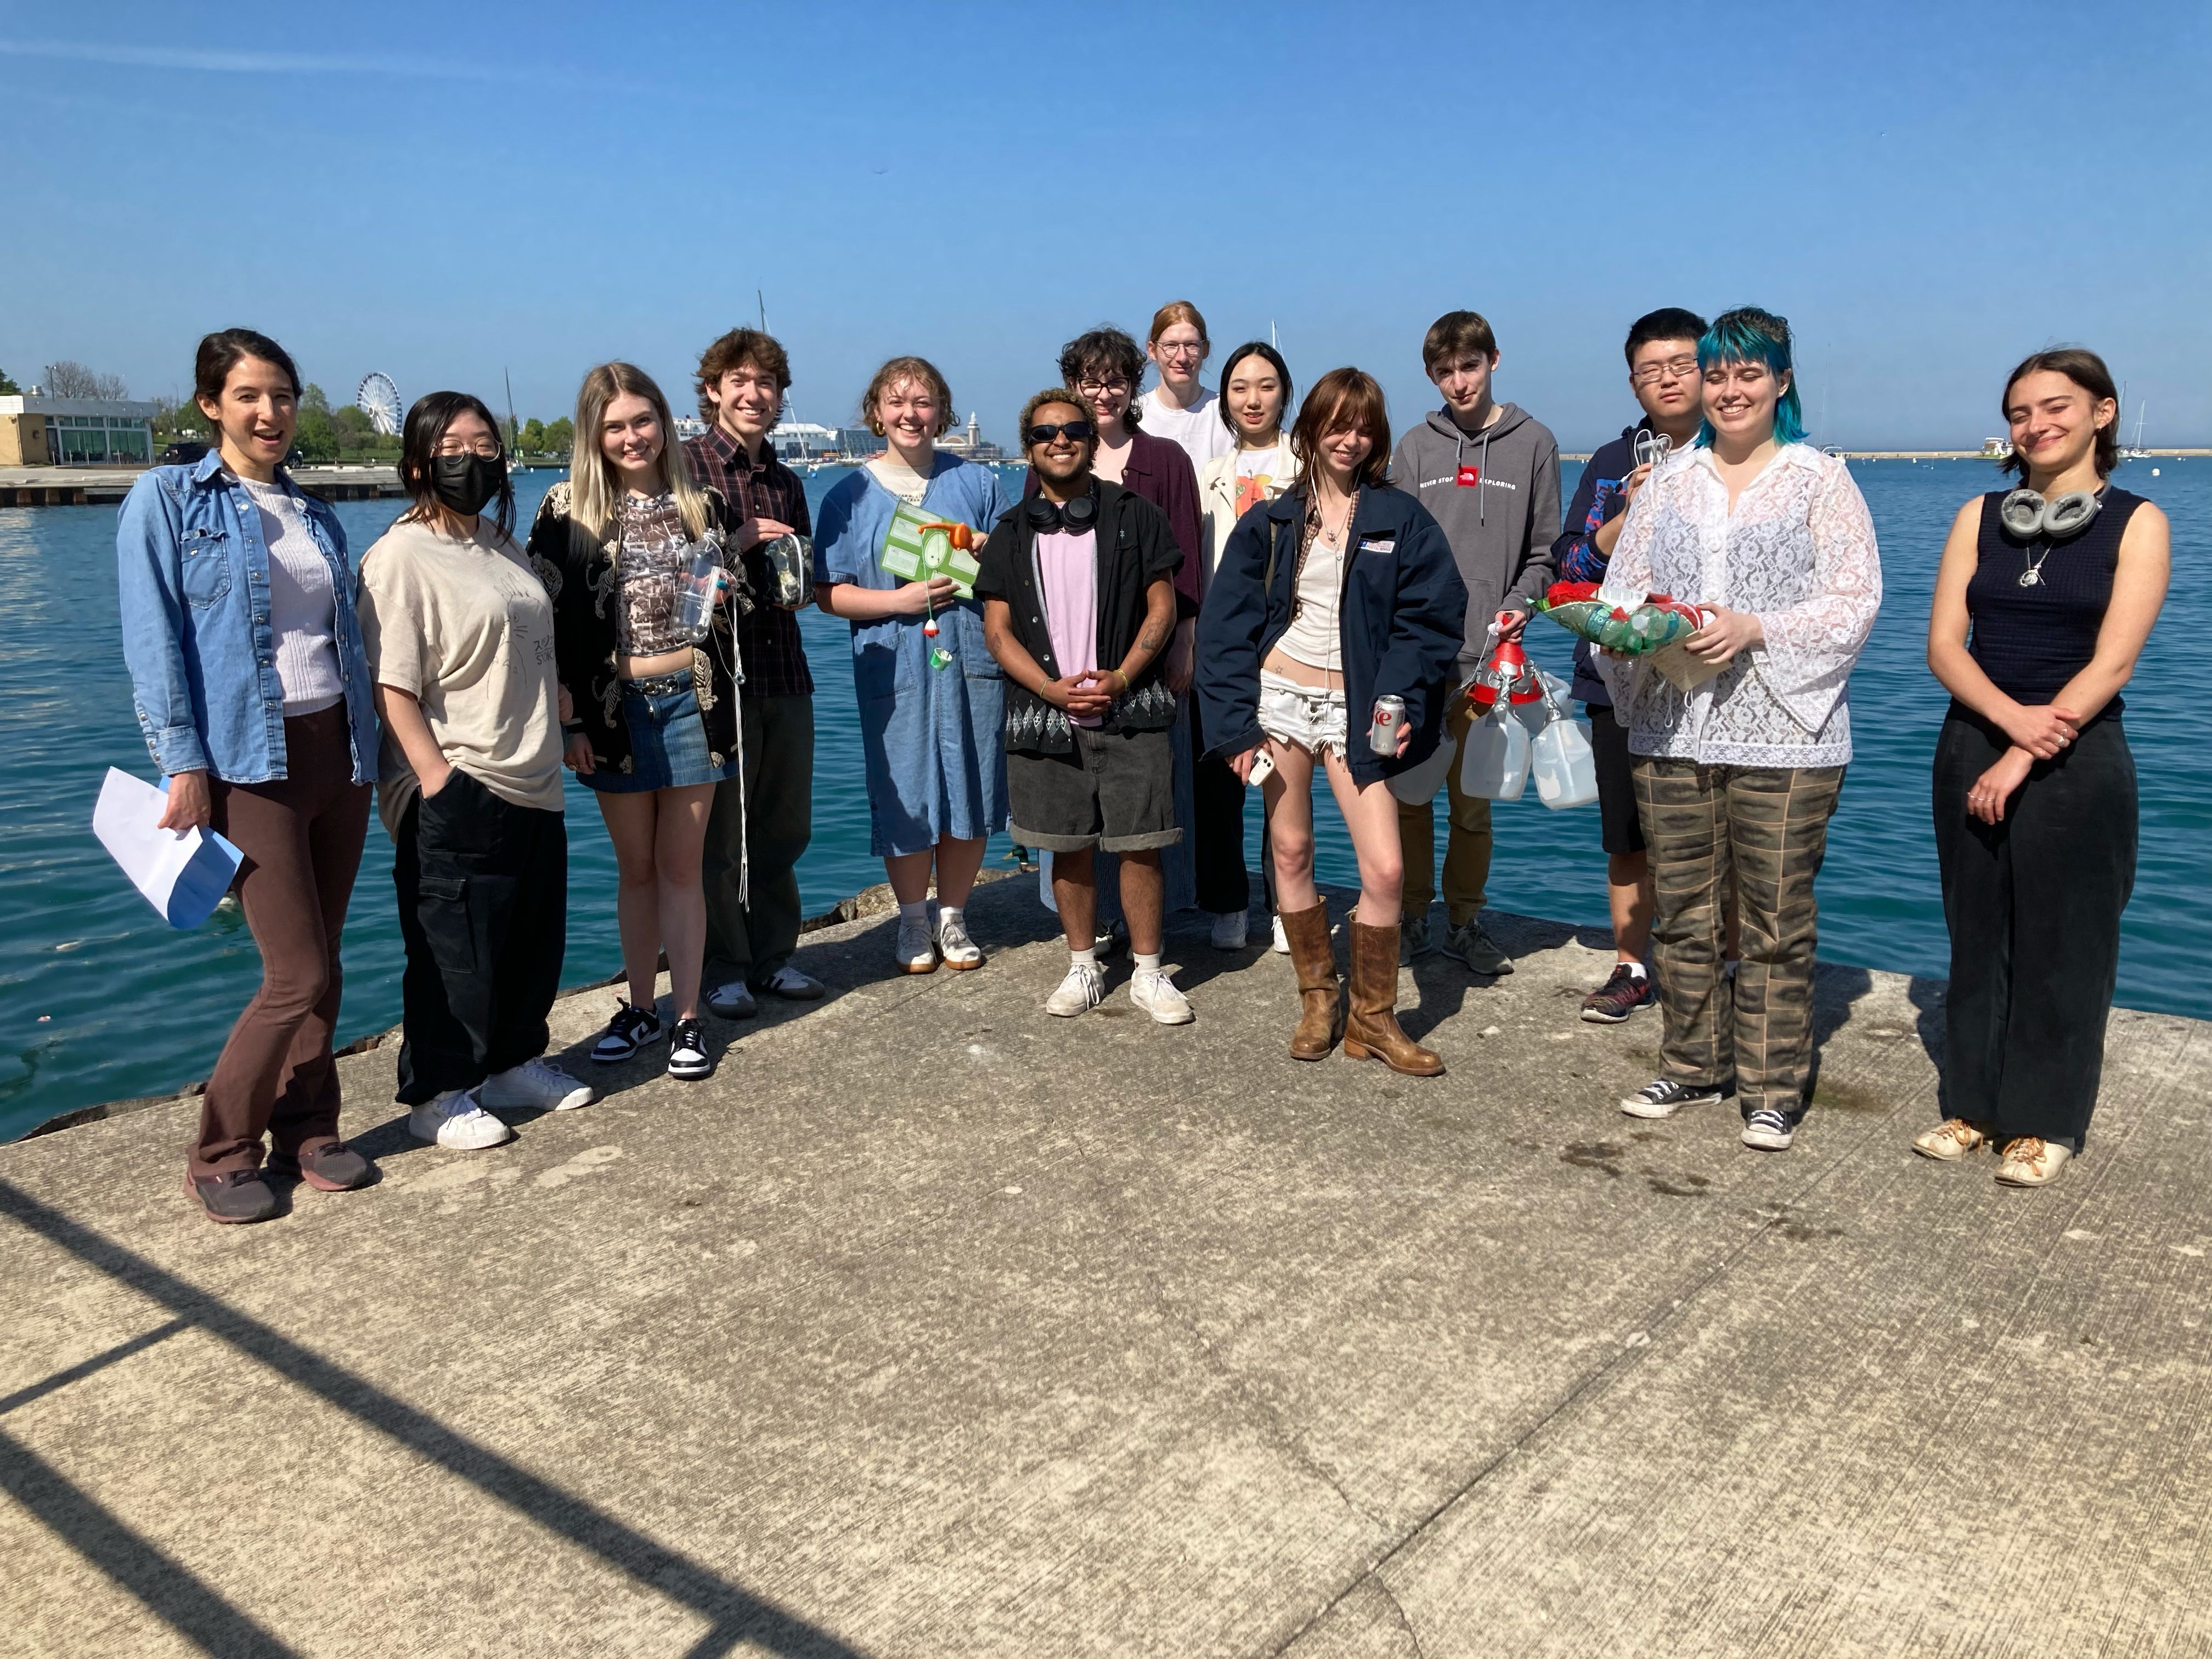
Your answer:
[1369,695,1407,756]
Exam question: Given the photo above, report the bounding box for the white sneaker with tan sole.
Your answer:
[1912,1119,1992,1160]
[1995,1137,2072,1187]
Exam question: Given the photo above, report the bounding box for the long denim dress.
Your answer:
[812,457,1011,857]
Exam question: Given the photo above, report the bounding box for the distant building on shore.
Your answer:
[0,393,161,467]
[937,412,1004,463]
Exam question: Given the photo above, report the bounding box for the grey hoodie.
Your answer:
[1391,402,1561,667]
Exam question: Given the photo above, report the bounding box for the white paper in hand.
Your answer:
[93,768,244,929]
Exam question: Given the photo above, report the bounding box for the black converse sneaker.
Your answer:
[667,1017,713,1081]
[1619,1077,1729,1119]
[590,1000,663,1064]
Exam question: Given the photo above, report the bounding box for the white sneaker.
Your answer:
[1209,910,1248,950]
[704,979,757,1018]
[408,1088,512,1150]
[479,1058,595,1113]
[1131,967,1194,1025]
[1271,913,1290,953]
[936,910,983,970]
[1045,960,1105,1017]
[756,963,824,1000]
[896,913,937,974]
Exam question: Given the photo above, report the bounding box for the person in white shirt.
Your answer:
[1195,341,1298,951]
[1137,300,1237,478]
[1596,308,1881,1154]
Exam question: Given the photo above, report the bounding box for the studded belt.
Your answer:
[623,669,693,697]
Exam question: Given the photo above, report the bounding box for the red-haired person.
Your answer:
[1196,369,1468,1075]
[1919,348,2169,1187]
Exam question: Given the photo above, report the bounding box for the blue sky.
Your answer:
[4,2,2206,451]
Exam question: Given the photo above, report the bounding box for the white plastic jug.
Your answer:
[1386,722,1459,804]
[1530,707,1600,809]
[1459,705,1530,800]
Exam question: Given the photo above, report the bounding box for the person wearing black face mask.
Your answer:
[356,391,594,1152]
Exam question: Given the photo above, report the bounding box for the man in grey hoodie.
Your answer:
[1390,310,1561,973]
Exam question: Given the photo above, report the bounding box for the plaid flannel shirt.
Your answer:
[682,427,815,698]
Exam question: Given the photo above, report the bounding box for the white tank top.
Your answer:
[1277,528,1344,673]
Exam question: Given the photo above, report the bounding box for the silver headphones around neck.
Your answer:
[1999,487,2102,543]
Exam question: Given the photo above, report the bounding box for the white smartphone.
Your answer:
[1248,748,1276,788]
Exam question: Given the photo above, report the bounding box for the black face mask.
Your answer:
[429,452,505,516]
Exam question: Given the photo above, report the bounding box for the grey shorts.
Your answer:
[1008,725,1182,854]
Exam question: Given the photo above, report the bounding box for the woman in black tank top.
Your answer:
[1920,348,2170,1186]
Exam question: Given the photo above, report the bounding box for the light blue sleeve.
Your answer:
[115,471,208,776]
[814,475,881,587]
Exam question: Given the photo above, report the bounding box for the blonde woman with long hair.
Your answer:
[528,362,742,1082]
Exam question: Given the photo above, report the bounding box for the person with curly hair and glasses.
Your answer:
[1596,308,1881,1154]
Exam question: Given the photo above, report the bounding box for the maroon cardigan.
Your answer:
[1025,430,1205,616]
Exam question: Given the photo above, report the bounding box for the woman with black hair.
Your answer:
[357,393,590,1150]
[117,328,383,1222]
[1919,348,2169,1186]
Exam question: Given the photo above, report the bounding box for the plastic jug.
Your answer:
[1460,705,1530,800]
[1529,697,1600,809]
[675,533,727,643]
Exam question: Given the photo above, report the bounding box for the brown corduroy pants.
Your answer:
[1633,757,1844,1119]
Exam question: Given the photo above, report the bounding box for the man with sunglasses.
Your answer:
[1552,307,1709,1024]
[977,391,1193,1025]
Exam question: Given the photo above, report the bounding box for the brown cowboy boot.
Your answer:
[1279,900,1340,1060]
[1343,919,1443,1076]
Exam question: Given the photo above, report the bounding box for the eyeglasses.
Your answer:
[1026,420,1096,445]
[1630,357,1700,387]
[434,438,504,459]
[1155,342,1205,362]
[1075,376,1132,396]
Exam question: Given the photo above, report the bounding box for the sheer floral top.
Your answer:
[1594,443,1881,768]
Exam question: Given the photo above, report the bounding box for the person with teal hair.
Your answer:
[1593,306,1882,1155]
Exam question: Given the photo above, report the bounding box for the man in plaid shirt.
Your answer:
[684,329,822,1015]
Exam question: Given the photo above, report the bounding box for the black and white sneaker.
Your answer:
[667,1017,713,1081]
[1741,1108,1796,1150]
[591,1000,663,1064]
[1620,1077,1729,1119]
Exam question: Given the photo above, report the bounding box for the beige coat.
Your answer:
[1198,440,1299,605]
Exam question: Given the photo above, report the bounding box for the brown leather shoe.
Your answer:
[1279,900,1340,1060]
[1342,919,1442,1076]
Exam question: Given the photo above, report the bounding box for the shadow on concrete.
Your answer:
[0,1179,876,1659]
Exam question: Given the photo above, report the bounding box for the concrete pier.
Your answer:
[2,878,2205,1657]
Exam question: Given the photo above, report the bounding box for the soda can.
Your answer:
[1369,695,1407,756]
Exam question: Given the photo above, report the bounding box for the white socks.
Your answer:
[1134,951,1162,973]
[898,899,927,923]
[1068,944,1098,969]
[939,905,964,933]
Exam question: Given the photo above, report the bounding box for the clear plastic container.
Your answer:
[1459,706,1530,800]
[675,533,726,643]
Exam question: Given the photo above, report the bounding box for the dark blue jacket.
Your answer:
[1551,420,1649,706]
[1195,482,1468,789]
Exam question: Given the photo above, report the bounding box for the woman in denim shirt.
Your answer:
[116,329,380,1224]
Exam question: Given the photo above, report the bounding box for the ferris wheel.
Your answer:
[356,372,402,437]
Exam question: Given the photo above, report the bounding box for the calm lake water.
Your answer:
[2,459,2202,1139]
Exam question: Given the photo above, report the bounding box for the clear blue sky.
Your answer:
[4,2,2206,452]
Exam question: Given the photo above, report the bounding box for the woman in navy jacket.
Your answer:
[1197,368,1466,1074]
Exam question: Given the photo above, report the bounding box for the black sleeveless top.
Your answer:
[1962,485,2143,724]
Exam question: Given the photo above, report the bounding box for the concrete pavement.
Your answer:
[2,878,2205,1657]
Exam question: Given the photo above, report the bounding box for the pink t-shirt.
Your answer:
[1036,527,1100,726]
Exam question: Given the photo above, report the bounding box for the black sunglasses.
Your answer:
[1025,419,1096,446]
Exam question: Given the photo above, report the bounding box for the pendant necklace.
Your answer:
[2019,539,2052,588]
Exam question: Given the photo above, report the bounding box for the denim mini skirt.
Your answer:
[580,672,741,794]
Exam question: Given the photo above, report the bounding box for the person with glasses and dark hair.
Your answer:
[117,328,382,1223]
[1552,307,1709,1024]
[1918,347,2169,1187]
[1055,325,1206,939]
[1598,308,1881,1154]
[357,392,590,1153]
[1197,368,1467,1074]
[977,390,1193,1025]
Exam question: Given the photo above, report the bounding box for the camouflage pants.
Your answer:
[1633,759,1845,1119]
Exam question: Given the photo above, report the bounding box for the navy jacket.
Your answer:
[1551,420,1649,706]
[1195,482,1468,789]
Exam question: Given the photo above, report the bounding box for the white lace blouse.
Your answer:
[1594,443,1881,768]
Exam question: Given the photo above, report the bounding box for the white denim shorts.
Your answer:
[1258,670,1348,758]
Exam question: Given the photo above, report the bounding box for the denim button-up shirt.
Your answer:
[116,452,378,785]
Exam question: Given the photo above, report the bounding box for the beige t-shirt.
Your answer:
[356,516,565,839]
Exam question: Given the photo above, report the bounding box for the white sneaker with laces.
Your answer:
[936,911,983,969]
[408,1088,513,1150]
[1045,960,1105,1017]
[480,1058,595,1113]
[896,913,937,974]
[704,979,757,1018]
[1271,913,1290,954]
[1131,967,1194,1025]
[1209,910,1248,950]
